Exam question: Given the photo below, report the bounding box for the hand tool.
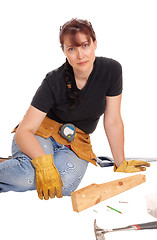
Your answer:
[97,156,157,167]
[94,219,105,240]
[59,123,76,142]
[94,219,157,239]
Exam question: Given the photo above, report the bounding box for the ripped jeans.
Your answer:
[0,135,88,196]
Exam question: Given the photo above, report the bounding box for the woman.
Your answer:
[0,18,150,200]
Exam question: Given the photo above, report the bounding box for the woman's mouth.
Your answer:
[77,61,89,66]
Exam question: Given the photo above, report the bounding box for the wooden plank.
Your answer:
[71,174,146,212]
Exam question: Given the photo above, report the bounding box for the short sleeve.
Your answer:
[31,75,55,113]
[106,60,123,96]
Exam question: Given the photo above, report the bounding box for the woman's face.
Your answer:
[63,32,97,76]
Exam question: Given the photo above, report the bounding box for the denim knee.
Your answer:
[58,159,88,196]
[62,175,84,196]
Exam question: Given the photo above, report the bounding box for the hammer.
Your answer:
[94,219,157,239]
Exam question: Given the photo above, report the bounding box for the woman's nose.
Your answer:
[77,48,84,59]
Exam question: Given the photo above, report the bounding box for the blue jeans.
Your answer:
[0,135,88,196]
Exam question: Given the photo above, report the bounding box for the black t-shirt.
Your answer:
[31,57,123,134]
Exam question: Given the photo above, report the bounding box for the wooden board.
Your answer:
[71,174,146,212]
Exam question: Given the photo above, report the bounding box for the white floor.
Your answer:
[0,160,157,240]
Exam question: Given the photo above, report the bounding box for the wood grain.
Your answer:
[71,174,146,212]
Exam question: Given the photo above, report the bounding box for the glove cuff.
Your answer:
[114,159,127,172]
[31,154,54,169]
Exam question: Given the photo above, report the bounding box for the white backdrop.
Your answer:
[0,0,157,239]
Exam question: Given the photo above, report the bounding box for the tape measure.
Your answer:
[59,123,76,142]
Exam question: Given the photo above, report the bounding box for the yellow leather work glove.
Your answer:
[31,154,63,200]
[114,159,150,173]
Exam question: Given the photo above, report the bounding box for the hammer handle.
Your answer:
[132,221,157,230]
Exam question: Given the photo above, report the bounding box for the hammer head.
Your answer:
[94,219,105,240]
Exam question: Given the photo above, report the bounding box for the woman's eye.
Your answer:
[68,48,75,52]
[82,44,89,48]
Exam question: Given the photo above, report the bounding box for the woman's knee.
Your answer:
[62,174,84,196]
[57,156,88,196]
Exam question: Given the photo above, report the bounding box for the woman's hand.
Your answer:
[114,159,150,173]
[31,154,63,200]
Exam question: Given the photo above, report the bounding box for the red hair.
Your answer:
[59,18,96,49]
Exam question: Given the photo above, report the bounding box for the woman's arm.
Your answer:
[15,105,63,199]
[104,94,125,167]
[15,105,47,159]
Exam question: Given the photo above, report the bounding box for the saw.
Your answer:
[97,156,157,167]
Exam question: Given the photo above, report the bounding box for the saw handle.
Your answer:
[132,221,157,230]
